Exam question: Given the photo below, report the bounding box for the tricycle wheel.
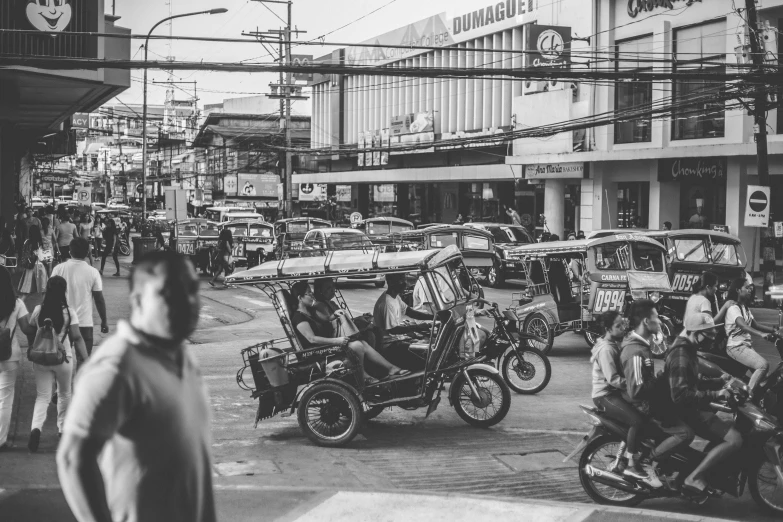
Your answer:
[297,382,363,447]
[583,330,600,347]
[523,313,554,354]
[501,347,551,395]
[451,369,510,427]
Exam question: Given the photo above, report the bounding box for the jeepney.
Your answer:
[221,218,276,267]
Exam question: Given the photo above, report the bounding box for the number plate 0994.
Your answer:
[593,289,626,313]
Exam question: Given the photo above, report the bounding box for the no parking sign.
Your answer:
[744,185,770,227]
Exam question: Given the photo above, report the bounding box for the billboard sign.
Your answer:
[525,25,571,69]
[345,1,539,66]
[299,183,328,202]
[237,173,279,198]
[389,111,435,155]
[291,54,314,81]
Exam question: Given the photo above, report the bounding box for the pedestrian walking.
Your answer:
[100,219,121,277]
[24,207,42,236]
[56,214,78,260]
[18,225,48,298]
[40,217,59,275]
[77,214,93,264]
[209,228,234,288]
[58,251,215,522]
[52,238,108,356]
[92,216,103,259]
[27,276,89,453]
[0,266,35,450]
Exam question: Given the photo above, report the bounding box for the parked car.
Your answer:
[390,225,500,286]
[464,222,535,286]
[221,218,276,267]
[300,227,384,286]
[274,217,332,259]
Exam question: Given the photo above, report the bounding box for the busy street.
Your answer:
[6,0,783,521]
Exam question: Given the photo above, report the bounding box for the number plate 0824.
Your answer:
[593,289,626,313]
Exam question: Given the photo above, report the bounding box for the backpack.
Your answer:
[28,309,70,366]
[19,240,37,269]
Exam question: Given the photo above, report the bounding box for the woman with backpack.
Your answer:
[18,225,48,298]
[27,275,88,452]
[0,266,35,450]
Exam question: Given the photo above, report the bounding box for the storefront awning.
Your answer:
[293,164,522,184]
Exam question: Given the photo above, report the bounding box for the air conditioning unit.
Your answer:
[524,80,548,95]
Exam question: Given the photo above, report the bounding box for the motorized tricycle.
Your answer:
[228,245,548,446]
[221,218,275,268]
[506,234,674,353]
[273,217,332,260]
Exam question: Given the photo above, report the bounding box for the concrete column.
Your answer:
[649,159,679,230]
[580,178,595,234]
[544,178,566,238]
[0,125,17,226]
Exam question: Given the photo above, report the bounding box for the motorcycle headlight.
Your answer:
[650,291,662,303]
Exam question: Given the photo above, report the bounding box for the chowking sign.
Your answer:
[525,25,571,69]
[628,0,702,18]
[658,157,726,182]
[24,0,73,32]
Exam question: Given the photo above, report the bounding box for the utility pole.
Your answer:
[743,0,773,302]
[246,0,307,218]
[116,121,125,203]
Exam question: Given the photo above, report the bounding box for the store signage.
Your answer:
[373,184,396,202]
[744,185,770,228]
[299,183,327,202]
[524,162,584,179]
[25,0,73,32]
[291,54,314,82]
[71,112,89,128]
[658,157,726,182]
[711,224,731,234]
[525,25,571,69]
[390,111,433,136]
[345,2,537,67]
[41,174,69,184]
[237,173,279,198]
[627,0,701,19]
[336,185,352,202]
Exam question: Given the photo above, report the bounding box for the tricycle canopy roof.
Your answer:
[508,233,665,257]
[644,229,741,243]
[221,218,272,227]
[226,244,464,285]
[359,217,414,226]
[275,217,332,225]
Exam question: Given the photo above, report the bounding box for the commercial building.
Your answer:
[0,0,131,221]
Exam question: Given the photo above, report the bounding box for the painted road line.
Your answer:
[291,491,585,522]
[234,294,273,308]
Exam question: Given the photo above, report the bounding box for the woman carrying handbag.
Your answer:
[17,225,48,298]
[26,276,88,452]
[0,266,35,450]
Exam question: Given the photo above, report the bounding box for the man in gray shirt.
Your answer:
[57,251,214,522]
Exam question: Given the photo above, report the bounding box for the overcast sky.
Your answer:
[111,0,496,112]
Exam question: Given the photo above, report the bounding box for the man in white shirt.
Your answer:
[52,238,108,355]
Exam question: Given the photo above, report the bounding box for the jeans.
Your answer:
[726,343,770,392]
[31,359,73,433]
[594,393,645,454]
[0,363,19,446]
[101,240,120,273]
[80,326,94,356]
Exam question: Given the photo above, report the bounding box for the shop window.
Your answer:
[463,235,490,251]
[594,242,631,270]
[615,35,653,144]
[616,182,649,228]
[672,21,726,140]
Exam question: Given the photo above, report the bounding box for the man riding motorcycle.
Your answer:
[661,313,742,496]
[620,300,695,488]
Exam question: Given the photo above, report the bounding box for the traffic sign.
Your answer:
[350,212,363,224]
[744,185,770,227]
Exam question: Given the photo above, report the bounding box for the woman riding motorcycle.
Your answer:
[723,278,780,397]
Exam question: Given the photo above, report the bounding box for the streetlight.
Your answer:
[141,8,228,222]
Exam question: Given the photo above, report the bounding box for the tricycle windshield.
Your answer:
[632,243,666,272]
[488,226,532,244]
[288,223,309,235]
[249,224,273,237]
[429,233,458,248]
[710,239,741,266]
[672,238,709,263]
[366,222,412,235]
[201,225,219,237]
[594,242,631,271]
[225,224,248,236]
[177,223,199,236]
[325,232,373,248]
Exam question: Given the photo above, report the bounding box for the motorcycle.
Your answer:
[567,378,783,514]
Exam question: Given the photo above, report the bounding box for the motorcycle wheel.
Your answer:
[583,330,600,347]
[451,369,510,428]
[297,382,363,447]
[749,459,783,514]
[501,347,551,395]
[523,313,554,354]
[118,242,131,257]
[578,435,644,507]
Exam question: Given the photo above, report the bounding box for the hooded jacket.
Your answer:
[620,332,657,407]
[590,337,625,399]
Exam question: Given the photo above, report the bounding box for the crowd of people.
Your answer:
[590,271,780,495]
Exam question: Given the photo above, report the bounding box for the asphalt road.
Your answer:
[194,273,783,521]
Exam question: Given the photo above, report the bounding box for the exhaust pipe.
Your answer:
[584,465,645,495]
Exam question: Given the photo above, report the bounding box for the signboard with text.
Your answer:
[298,183,327,202]
[658,157,726,183]
[525,25,571,69]
[745,185,770,228]
[524,162,584,179]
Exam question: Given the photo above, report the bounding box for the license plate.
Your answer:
[593,288,625,313]
[232,244,245,257]
[178,242,195,255]
[671,272,699,293]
